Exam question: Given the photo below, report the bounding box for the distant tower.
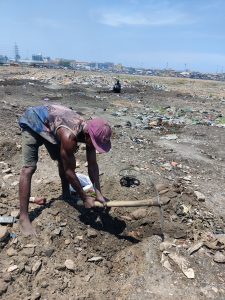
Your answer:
[14,43,20,62]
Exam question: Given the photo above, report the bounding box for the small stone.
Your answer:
[159,189,169,195]
[52,228,61,236]
[22,247,35,257]
[2,273,12,283]
[64,239,71,245]
[18,262,25,273]
[194,191,205,202]
[40,281,49,288]
[213,251,225,263]
[25,266,32,274]
[183,176,192,182]
[24,243,36,248]
[155,183,169,192]
[3,174,13,181]
[60,221,67,227]
[130,208,147,220]
[2,168,11,174]
[10,209,20,218]
[6,247,17,257]
[88,256,103,262]
[51,209,60,216]
[43,247,54,257]
[64,259,75,271]
[7,265,18,272]
[31,291,41,300]
[0,226,9,241]
[32,260,42,275]
[0,280,8,297]
[87,228,98,238]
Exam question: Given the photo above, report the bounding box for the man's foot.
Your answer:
[29,197,46,205]
[20,217,37,236]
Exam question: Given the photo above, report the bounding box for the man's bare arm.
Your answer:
[86,145,106,203]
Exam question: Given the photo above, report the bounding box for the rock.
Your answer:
[2,168,11,174]
[88,256,103,262]
[10,209,20,218]
[194,191,205,202]
[213,251,225,263]
[87,228,98,238]
[3,174,13,181]
[22,247,35,257]
[183,176,192,182]
[131,208,148,220]
[7,265,18,272]
[18,262,25,273]
[160,134,178,140]
[0,280,8,297]
[24,243,37,248]
[40,281,49,288]
[6,247,17,257]
[2,273,12,283]
[0,225,9,241]
[31,291,41,300]
[32,260,42,275]
[155,183,169,192]
[25,266,32,274]
[159,189,169,195]
[43,247,54,257]
[64,259,75,271]
[160,241,174,252]
[52,228,61,236]
[64,239,71,245]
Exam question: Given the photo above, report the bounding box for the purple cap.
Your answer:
[87,118,112,153]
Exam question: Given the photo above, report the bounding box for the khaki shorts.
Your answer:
[22,127,60,167]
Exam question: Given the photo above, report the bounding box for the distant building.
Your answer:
[0,55,8,64]
[32,54,44,62]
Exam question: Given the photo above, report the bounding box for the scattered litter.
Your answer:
[168,252,195,279]
[213,251,225,263]
[187,241,204,255]
[160,134,178,140]
[120,176,140,187]
[88,256,103,262]
[70,173,93,193]
[194,191,206,202]
[0,216,17,224]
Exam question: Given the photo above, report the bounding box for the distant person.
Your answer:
[18,104,112,235]
[113,80,121,93]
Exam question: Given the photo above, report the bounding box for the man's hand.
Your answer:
[83,195,96,208]
[95,194,108,204]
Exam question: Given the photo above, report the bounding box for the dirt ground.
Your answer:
[0,66,225,299]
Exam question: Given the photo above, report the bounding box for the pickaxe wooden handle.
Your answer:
[76,198,169,207]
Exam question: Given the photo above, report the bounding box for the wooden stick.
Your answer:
[76,198,169,207]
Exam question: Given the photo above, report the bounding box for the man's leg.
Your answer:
[44,142,71,199]
[19,166,37,235]
[19,128,44,235]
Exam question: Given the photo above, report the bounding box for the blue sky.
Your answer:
[0,0,224,72]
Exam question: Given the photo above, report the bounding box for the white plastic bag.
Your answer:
[70,173,93,193]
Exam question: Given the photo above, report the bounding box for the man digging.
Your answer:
[18,104,112,236]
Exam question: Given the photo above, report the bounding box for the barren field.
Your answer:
[0,66,225,299]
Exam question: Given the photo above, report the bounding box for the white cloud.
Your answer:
[97,2,196,27]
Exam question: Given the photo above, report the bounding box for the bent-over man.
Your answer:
[19,104,112,235]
